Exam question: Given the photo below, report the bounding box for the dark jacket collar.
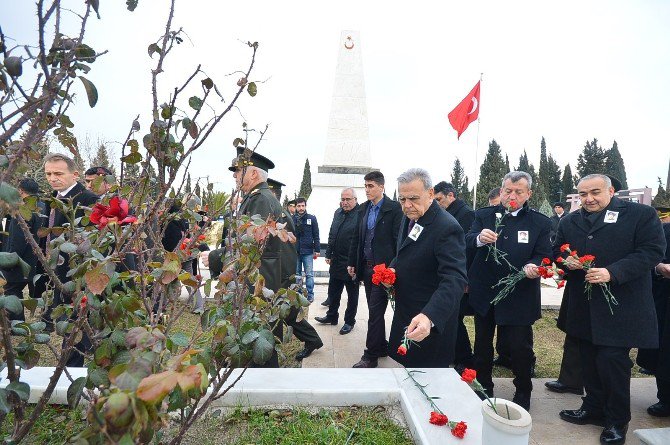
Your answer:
[446,198,466,215]
[573,197,626,234]
[398,200,440,251]
[53,181,84,199]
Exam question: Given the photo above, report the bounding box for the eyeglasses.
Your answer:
[398,196,421,205]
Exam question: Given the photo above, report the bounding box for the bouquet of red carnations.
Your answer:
[558,244,618,314]
[372,263,396,310]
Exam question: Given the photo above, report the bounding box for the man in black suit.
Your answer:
[434,181,475,371]
[388,170,467,367]
[556,174,665,444]
[550,202,566,244]
[315,188,360,335]
[348,171,402,368]
[0,179,45,321]
[467,171,552,411]
[645,206,670,417]
[41,153,99,366]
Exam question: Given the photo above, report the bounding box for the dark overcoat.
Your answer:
[555,198,666,348]
[239,182,297,292]
[0,199,45,283]
[348,195,402,280]
[466,204,552,326]
[388,200,468,367]
[325,205,360,281]
[40,182,98,284]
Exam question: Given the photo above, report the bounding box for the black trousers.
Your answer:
[454,294,474,368]
[558,333,584,389]
[325,275,360,326]
[578,338,632,425]
[474,307,534,393]
[362,265,389,360]
[286,306,322,348]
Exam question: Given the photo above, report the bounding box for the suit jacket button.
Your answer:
[587,235,593,239]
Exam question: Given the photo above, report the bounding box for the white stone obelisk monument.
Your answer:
[309,31,376,238]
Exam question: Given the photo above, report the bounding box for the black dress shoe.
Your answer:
[314,315,338,325]
[295,343,322,360]
[559,409,605,426]
[352,358,378,368]
[512,392,531,411]
[321,299,331,306]
[647,401,670,417]
[339,324,353,335]
[600,424,627,444]
[545,380,583,395]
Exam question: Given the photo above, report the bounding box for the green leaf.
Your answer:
[19,349,40,369]
[148,43,162,58]
[67,377,86,408]
[75,44,97,63]
[241,330,260,345]
[60,242,77,254]
[34,333,51,344]
[23,298,38,315]
[78,76,98,107]
[247,82,257,97]
[121,151,142,164]
[0,389,10,414]
[87,367,109,387]
[6,381,30,401]
[119,433,134,445]
[252,329,274,364]
[169,332,189,347]
[188,96,203,111]
[201,78,213,90]
[0,295,23,315]
[0,182,21,206]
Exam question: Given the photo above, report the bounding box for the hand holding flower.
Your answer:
[523,264,540,279]
[406,313,432,342]
[563,255,583,270]
[478,228,498,244]
[585,267,611,284]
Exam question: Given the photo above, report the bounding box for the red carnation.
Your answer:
[89,196,137,229]
[197,234,206,241]
[397,345,407,356]
[579,254,596,264]
[557,269,565,276]
[508,200,520,211]
[80,295,88,310]
[451,421,468,438]
[460,368,477,384]
[542,257,551,265]
[429,411,449,426]
[557,280,566,289]
[556,257,564,263]
[560,243,571,253]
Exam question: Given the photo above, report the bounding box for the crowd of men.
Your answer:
[2,148,669,445]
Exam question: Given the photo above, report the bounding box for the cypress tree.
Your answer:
[91,144,116,175]
[561,164,574,203]
[184,173,192,195]
[298,158,312,199]
[577,138,606,177]
[476,139,507,208]
[517,150,532,173]
[604,140,628,189]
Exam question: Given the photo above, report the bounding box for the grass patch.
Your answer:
[166,406,413,445]
[0,405,85,444]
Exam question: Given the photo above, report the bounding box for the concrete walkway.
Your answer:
[302,281,670,444]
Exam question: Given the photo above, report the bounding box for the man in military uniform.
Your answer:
[228,148,323,363]
[467,171,552,411]
[266,178,285,201]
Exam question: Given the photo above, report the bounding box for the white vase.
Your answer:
[481,399,532,445]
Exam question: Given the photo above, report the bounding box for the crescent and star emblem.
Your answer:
[468,96,478,115]
[344,36,354,50]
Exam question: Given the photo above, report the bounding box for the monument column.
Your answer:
[308,30,376,239]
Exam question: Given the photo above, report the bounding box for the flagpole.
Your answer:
[472,73,483,210]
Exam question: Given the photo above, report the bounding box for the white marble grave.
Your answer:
[1,367,485,444]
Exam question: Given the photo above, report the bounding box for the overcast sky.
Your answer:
[5,0,670,199]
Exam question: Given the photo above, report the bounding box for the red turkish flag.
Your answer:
[448,81,480,139]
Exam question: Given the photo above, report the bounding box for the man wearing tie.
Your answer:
[41,153,98,366]
[348,171,402,368]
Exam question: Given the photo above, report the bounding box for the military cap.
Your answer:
[267,178,285,191]
[228,147,275,172]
